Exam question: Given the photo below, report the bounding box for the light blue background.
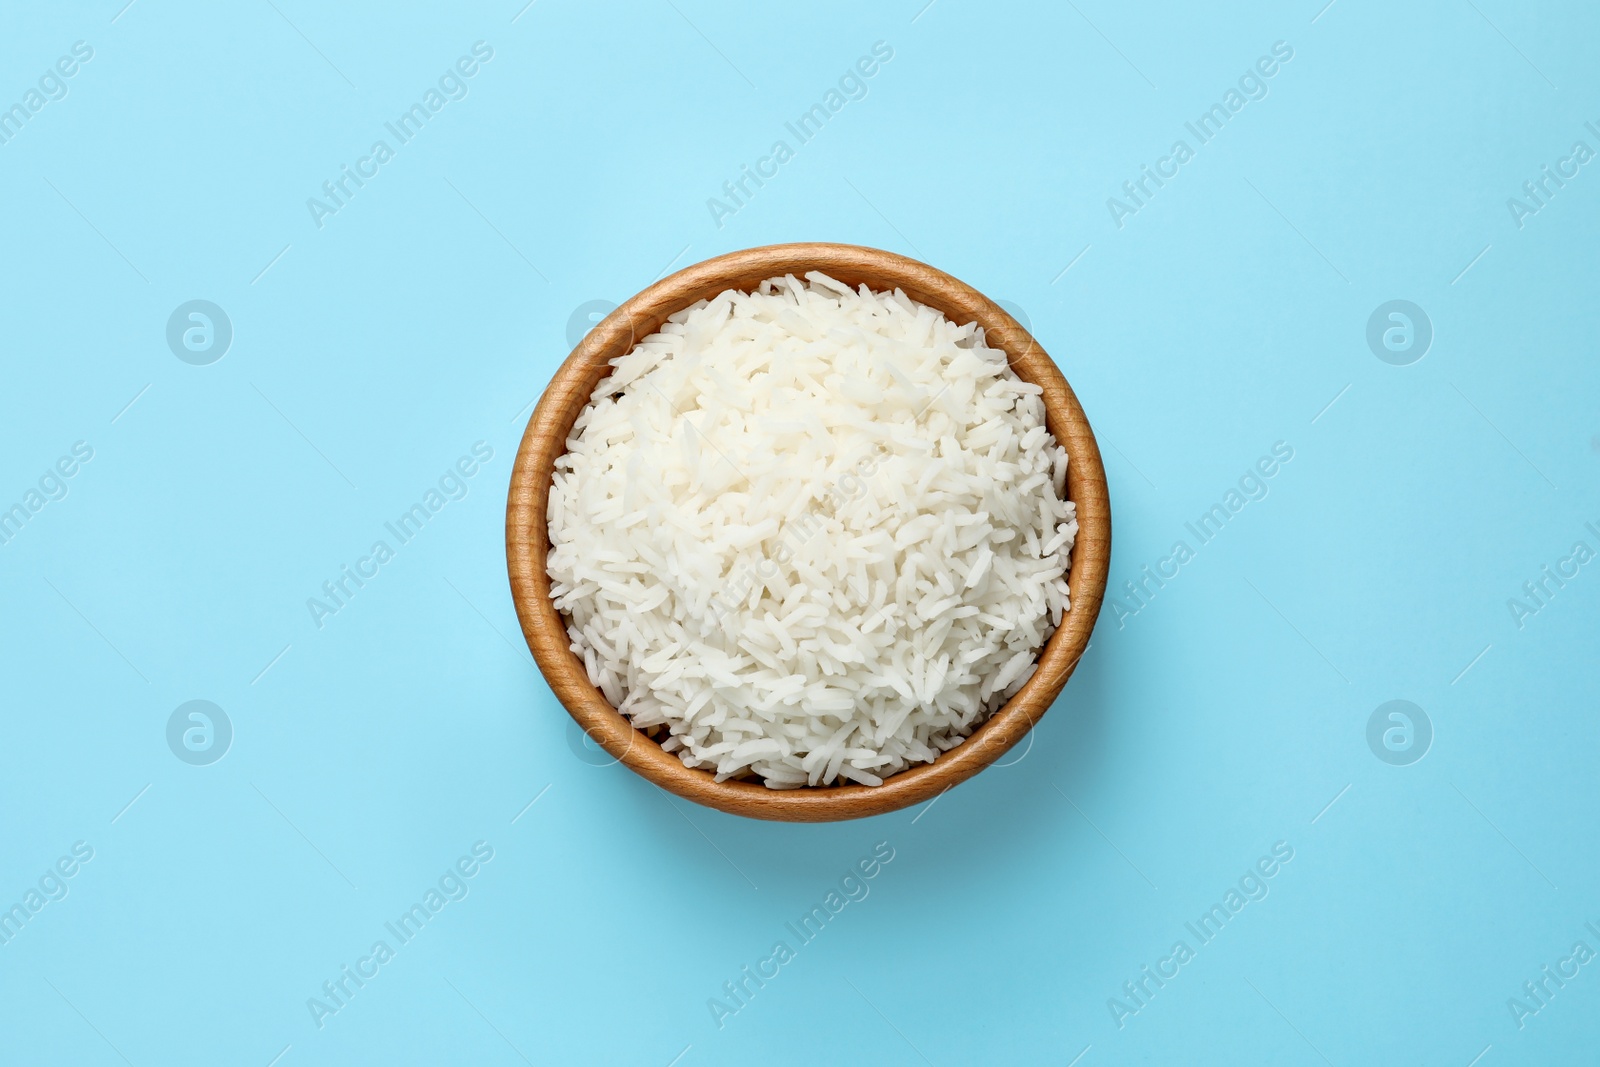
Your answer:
[2,1,1597,1063]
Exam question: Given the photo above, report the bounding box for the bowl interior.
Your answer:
[506,243,1110,821]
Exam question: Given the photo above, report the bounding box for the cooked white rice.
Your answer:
[547,272,1076,788]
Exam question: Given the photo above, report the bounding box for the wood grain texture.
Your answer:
[506,243,1111,822]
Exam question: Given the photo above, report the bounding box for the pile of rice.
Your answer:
[547,272,1076,788]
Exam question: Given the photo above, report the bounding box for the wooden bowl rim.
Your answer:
[506,242,1111,822]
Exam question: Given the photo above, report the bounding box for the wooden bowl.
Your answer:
[506,243,1110,822]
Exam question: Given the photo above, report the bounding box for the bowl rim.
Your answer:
[506,242,1111,822]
